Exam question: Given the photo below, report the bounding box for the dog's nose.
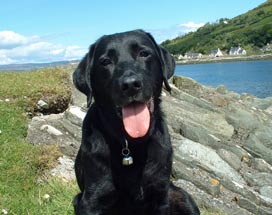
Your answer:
[121,76,142,96]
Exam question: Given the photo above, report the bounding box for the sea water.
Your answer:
[175,60,272,98]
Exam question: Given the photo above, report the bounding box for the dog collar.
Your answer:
[122,139,133,166]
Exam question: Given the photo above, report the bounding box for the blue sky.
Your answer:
[0,0,267,64]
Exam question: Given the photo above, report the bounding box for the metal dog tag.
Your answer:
[122,156,133,166]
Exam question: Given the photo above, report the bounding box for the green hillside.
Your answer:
[161,0,272,55]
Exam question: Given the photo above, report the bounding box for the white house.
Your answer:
[229,46,247,55]
[177,54,184,60]
[209,48,223,57]
[262,43,271,52]
[184,53,203,59]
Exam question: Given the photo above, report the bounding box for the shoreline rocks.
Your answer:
[27,75,272,214]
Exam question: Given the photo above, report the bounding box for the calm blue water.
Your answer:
[175,60,272,98]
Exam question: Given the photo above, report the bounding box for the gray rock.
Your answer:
[174,179,253,215]
[251,97,272,110]
[51,156,75,181]
[244,126,272,165]
[27,113,64,145]
[37,99,49,110]
[244,172,272,187]
[175,137,245,185]
[265,105,272,115]
[253,158,272,173]
[260,186,272,203]
[225,104,262,131]
[27,110,81,157]
[162,95,234,147]
[64,106,86,126]
[173,157,221,197]
[40,124,63,136]
[237,197,272,215]
[216,85,228,95]
[217,149,241,171]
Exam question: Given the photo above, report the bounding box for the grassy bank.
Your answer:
[0,67,78,215]
[0,66,224,215]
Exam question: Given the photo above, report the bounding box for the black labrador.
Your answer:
[73,30,200,215]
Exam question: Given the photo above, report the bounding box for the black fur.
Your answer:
[73,30,200,215]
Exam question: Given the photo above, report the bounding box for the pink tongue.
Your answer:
[122,103,150,138]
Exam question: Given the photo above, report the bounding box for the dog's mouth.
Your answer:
[119,98,154,138]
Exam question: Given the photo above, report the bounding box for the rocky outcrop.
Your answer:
[27,75,272,215]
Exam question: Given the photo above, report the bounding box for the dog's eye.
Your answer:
[139,50,150,58]
[100,58,112,66]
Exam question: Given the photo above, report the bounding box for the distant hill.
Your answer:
[161,0,272,55]
[0,60,78,72]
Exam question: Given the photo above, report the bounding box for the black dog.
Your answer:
[73,30,200,215]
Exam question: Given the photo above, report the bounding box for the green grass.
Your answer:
[162,0,272,55]
[0,67,78,215]
[0,66,72,114]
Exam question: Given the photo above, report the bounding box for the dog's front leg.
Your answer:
[74,155,117,214]
[142,136,173,215]
[143,165,171,215]
[74,181,116,215]
[74,133,117,215]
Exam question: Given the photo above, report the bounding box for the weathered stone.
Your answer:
[40,124,63,136]
[265,105,272,115]
[237,197,272,215]
[251,97,272,110]
[209,95,229,107]
[60,118,82,141]
[259,186,272,203]
[225,104,262,131]
[244,172,272,187]
[173,157,221,197]
[172,76,202,94]
[27,114,64,145]
[162,95,234,147]
[51,156,75,181]
[244,126,272,165]
[216,85,228,95]
[27,112,80,156]
[175,138,245,185]
[37,99,49,109]
[253,158,272,173]
[64,106,86,126]
[221,179,262,206]
[174,179,253,215]
[217,149,241,171]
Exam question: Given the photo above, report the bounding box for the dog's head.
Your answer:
[73,30,175,138]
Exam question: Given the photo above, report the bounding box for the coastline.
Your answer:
[176,53,272,65]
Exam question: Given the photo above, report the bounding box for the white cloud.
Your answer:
[179,22,205,33]
[0,31,39,49]
[179,22,205,29]
[149,22,205,43]
[0,30,86,65]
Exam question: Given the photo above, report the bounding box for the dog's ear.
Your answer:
[143,31,175,92]
[73,44,96,107]
[158,46,175,92]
